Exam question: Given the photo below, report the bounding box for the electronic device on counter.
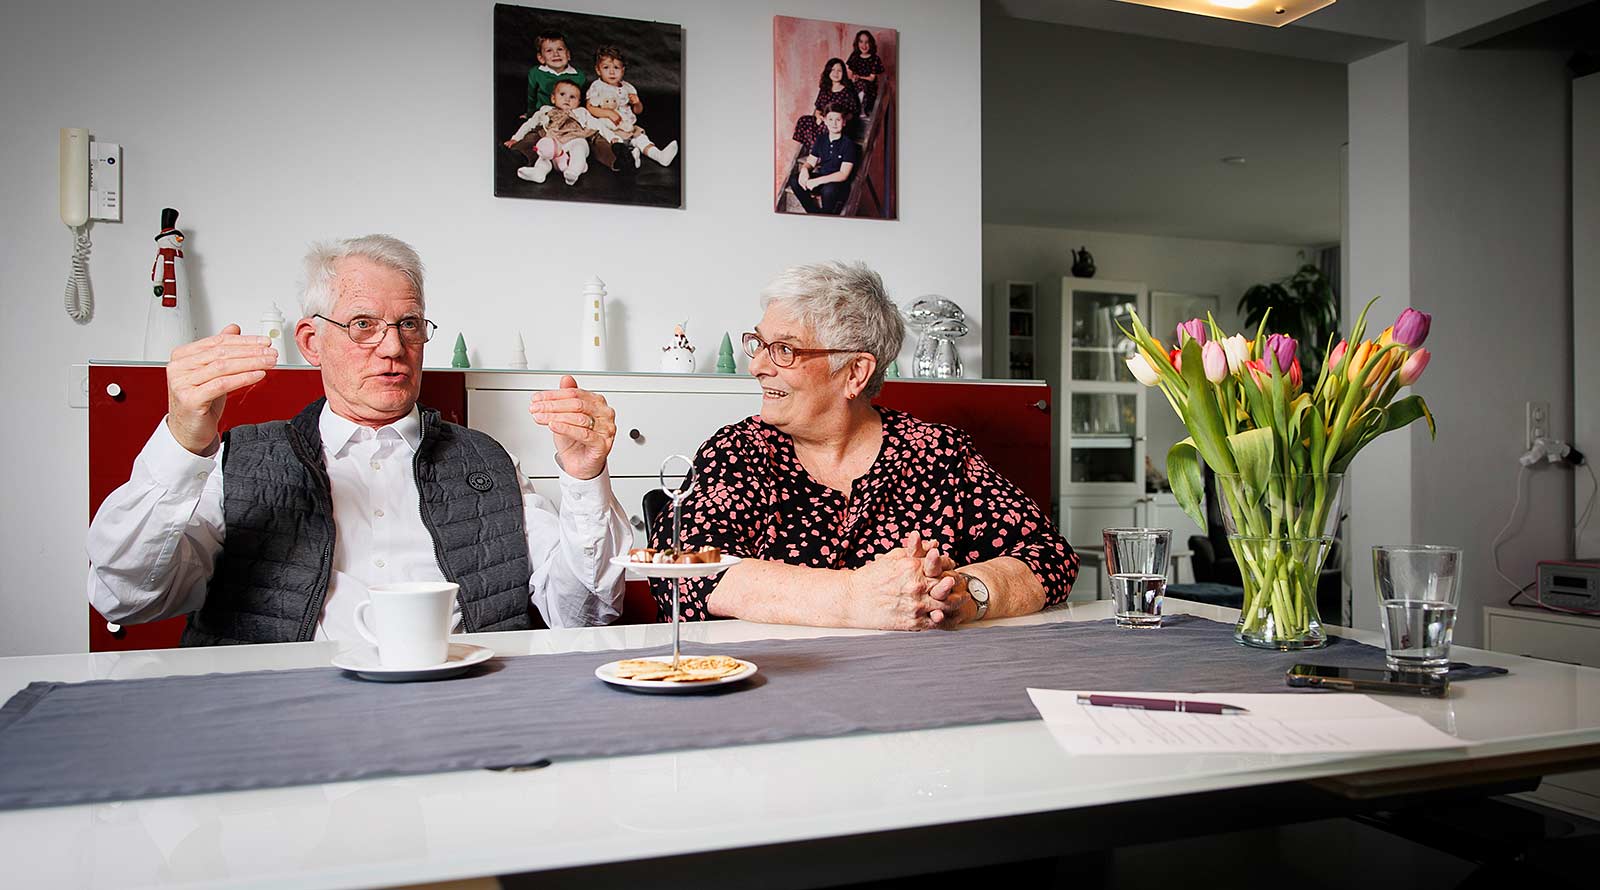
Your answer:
[1285,664,1449,697]
[1535,559,1600,612]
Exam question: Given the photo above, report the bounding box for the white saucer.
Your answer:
[595,656,758,694]
[332,642,495,682]
[611,555,743,578]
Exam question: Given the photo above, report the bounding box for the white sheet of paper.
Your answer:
[1028,689,1469,755]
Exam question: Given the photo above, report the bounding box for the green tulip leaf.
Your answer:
[1167,439,1208,530]
[1179,338,1237,474]
[1227,427,1276,498]
[1382,395,1436,439]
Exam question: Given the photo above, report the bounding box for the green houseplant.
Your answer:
[1237,263,1338,383]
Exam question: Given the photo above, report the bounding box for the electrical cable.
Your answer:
[1577,461,1598,555]
[63,225,92,322]
[1490,464,1529,595]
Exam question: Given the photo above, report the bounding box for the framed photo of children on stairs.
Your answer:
[494,3,683,208]
[773,16,897,220]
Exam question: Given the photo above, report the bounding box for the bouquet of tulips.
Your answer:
[1122,300,1436,648]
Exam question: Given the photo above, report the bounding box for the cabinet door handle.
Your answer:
[105,383,124,400]
[1033,399,1048,413]
[629,428,642,442]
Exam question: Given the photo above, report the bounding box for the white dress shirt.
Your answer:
[87,405,629,637]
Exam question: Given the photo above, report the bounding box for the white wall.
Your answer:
[982,223,1310,495]
[0,0,983,656]
[1407,43,1574,648]
[1346,40,1573,646]
[1576,72,1600,558]
[1344,44,1413,633]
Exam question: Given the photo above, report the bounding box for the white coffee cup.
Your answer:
[353,582,458,669]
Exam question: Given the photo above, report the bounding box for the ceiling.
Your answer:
[982,11,1349,245]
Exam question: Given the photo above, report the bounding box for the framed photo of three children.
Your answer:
[493,5,896,219]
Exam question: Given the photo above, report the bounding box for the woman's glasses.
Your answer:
[741,332,856,368]
[315,314,437,346]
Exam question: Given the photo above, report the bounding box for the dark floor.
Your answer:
[839,797,1599,890]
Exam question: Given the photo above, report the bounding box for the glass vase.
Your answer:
[1215,473,1344,650]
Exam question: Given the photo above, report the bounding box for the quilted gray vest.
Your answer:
[181,399,537,646]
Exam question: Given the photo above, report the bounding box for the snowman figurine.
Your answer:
[144,207,194,360]
[659,322,696,373]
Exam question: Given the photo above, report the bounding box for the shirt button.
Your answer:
[371,461,382,470]
[374,559,386,568]
[195,472,207,480]
[584,546,597,557]
[374,509,385,518]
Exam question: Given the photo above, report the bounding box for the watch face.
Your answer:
[962,573,989,602]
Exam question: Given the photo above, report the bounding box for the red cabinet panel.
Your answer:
[87,366,466,652]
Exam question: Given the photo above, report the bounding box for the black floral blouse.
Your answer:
[649,407,1078,621]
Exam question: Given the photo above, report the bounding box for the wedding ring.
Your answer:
[585,415,596,430]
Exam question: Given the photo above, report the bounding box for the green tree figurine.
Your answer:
[716,332,737,373]
[451,333,470,368]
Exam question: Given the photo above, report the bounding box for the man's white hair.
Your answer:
[760,261,903,398]
[299,234,425,320]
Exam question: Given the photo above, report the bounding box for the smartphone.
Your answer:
[1285,663,1449,697]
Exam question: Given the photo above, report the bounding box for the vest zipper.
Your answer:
[413,413,457,628]
[289,418,337,644]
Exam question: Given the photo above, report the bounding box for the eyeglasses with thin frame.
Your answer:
[741,332,857,368]
[314,314,438,345]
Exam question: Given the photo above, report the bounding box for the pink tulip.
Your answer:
[1127,353,1160,385]
[1392,308,1432,349]
[1328,340,1348,369]
[1398,348,1431,385]
[1175,318,1208,347]
[1202,341,1227,383]
[1264,333,1297,373]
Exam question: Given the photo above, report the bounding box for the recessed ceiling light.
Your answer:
[1112,1,1337,28]
[1221,156,1248,165]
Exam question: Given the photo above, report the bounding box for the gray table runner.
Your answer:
[0,616,1387,810]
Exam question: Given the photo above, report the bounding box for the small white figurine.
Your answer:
[580,277,608,370]
[144,207,194,360]
[509,332,530,369]
[659,321,696,373]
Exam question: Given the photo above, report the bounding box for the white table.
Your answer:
[2,601,1597,890]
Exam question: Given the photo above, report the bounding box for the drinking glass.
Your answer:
[1104,528,1171,628]
[1373,545,1462,675]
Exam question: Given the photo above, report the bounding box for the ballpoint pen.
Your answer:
[1076,694,1249,716]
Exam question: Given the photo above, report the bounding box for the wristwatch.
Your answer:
[958,572,990,621]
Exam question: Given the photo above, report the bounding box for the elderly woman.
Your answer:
[649,262,1077,630]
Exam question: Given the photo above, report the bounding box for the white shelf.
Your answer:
[1070,436,1134,449]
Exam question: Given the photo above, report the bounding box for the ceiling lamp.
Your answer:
[1112,1,1337,28]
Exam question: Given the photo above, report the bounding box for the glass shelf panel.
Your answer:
[1069,392,1138,484]
[1070,290,1139,382]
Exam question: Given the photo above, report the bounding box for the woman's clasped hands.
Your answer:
[844,531,969,631]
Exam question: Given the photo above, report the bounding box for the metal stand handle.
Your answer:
[658,454,696,668]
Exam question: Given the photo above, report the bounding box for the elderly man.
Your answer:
[88,235,629,645]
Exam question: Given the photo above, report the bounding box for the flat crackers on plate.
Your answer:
[612,655,744,683]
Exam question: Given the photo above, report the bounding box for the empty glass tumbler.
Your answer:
[1373,545,1462,675]
[1103,528,1172,628]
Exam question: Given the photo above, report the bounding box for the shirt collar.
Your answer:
[320,403,423,456]
[538,64,578,75]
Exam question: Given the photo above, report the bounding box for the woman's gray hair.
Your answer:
[760,261,903,398]
[299,234,426,319]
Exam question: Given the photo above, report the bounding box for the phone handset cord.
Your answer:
[64,225,92,322]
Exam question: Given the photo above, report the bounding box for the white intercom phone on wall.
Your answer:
[61,127,93,322]
[61,127,121,323]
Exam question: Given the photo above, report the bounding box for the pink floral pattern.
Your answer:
[649,407,1078,620]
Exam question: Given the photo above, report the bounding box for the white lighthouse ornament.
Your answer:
[580,276,609,370]
[144,207,194,360]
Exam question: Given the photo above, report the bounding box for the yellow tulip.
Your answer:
[1345,341,1375,383]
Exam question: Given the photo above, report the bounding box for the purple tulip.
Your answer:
[1264,333,1297,373]
[1392,308,1431,349]
[1175,318,1208,347]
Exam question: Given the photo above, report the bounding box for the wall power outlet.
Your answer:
[1526,400,1550,450]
